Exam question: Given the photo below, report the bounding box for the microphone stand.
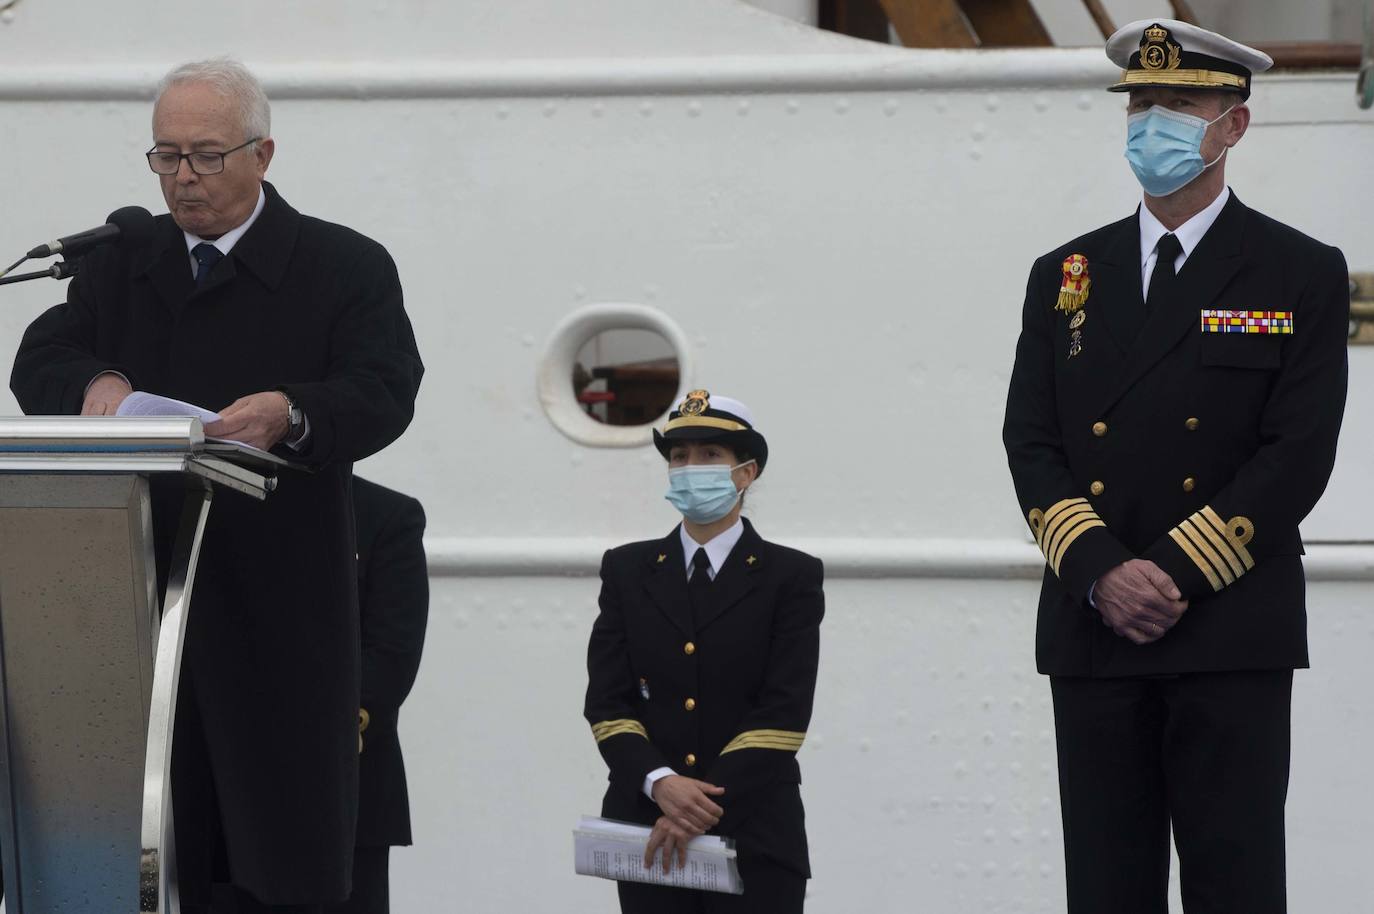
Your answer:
[0,259,81,287]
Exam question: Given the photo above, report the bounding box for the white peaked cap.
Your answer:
[1106,19,1273,98]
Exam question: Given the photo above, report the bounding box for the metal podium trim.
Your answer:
[139,482,214,914]
[0,561,25,906]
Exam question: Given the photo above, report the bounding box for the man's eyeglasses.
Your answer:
[146,138,260,176]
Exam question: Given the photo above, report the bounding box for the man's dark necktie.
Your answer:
[1146,232,1183,315]
[192,242,223,288]
[688,547,713,627]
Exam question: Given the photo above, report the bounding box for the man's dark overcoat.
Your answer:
[1003,192,1349,677]
[353,477,428,849]
[584,519,824,878]
[10,182,423,904]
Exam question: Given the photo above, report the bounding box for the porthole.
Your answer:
[537,304,694,447]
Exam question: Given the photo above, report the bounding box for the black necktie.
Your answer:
[192,242,223,288]
[688,548,712,625]
[1146,232,1183,314]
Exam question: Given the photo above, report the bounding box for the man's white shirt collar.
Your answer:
[1138,185,1231,281]
[679,517,745,581]
[182,185,267,275]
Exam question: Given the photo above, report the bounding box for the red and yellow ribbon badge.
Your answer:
[1057,254,1091,313]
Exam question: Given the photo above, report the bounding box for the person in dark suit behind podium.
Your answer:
[9,58,423,912]
[584,390,824,914]
[327,478,429,914]
[1002,20,1349,913]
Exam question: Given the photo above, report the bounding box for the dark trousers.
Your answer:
[324,846,390,914]
[1050,670,1293,914]
[616,854,805,914]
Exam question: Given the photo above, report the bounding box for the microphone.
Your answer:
[27,206,155,259]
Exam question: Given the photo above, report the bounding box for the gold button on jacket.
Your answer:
[683,641,696,655]
[1090,481,1105,496]
[685,753,697,767]
[684,698,696,711]
[1186,417,1200,431]
[1183,477,1196,493]
[1092,421,1108,437]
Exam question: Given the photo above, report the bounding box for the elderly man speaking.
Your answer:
[10,59,423,912]
[1003,20,1349,914]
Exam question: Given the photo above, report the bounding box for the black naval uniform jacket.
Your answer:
[10,182,423,903]
[1003,192,1349,678]
[354,477,429,849]
[584,519,824,877]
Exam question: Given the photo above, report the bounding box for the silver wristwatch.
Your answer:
[282,392,303,439]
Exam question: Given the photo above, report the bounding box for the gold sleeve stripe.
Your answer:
[720,729,806,755]
[1199,507,1255,570]
[590,719,648,743]
[1178,520,1237,586]
[1169,528,1225,591]
[1028,497,1106,577]
[1049,517,1106,574]
[1043,505,1097,559]
[1043,497,1090,531]
[1167,506,1258,592]
[1188,514,1247,579]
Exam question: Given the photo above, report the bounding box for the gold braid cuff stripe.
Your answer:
[591,719,649,743]
[1028,497,1106,577]
[720,729,807,755]
[663,416,749,433]
[1169,506,1257,592]
[1114,68,1248,90]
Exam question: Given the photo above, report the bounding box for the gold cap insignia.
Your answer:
[680,390,710,416]
[1139,23,1181,71]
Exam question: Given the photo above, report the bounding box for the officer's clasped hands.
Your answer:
[1094,559,1188,645]
[643,775,726,873]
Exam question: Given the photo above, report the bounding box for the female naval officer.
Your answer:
[583,390,824,913]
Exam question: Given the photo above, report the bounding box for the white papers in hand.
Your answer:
[116,391,221,425]
[573,816,743,895]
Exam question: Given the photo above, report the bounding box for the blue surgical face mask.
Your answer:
[665,461,754,524]
[1124,104,1235,198]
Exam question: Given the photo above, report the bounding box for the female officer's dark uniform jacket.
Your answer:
[1003,192,1349,677]
[584,518,824,876]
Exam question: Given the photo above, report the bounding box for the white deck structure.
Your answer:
[0,1,1370,910]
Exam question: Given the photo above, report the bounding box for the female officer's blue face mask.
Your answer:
[665,461,754,524]
[1125,104,1235,198]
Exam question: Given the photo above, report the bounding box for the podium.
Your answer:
[0,418,289,914]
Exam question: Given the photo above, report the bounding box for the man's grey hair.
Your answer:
[153,58,271,142]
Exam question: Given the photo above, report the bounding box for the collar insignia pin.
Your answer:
[746,555,757,565]
[657,554,667,564]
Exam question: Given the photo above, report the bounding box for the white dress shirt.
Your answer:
[642,518,746,800]
[182,184,266,274]
[1138,185,1231,289]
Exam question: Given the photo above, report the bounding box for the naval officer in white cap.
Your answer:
[583,390,823,913]
[1003,19,1350,913]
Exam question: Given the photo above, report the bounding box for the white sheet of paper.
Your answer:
[116,391,221,425]
[573,816,743,895]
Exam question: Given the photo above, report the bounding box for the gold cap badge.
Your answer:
[680,390,710,416]
[1140,23,1182,71]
